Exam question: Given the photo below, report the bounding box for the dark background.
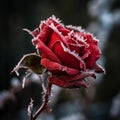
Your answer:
[0,0,120,120]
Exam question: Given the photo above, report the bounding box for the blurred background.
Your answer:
[0,0,120,120]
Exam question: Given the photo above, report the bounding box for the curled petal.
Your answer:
[48,22,69,47]
[60,42,86,69]
[94,63,105,73]
[23,28,40,37]
[73,33,89,48]
[46,15,70,35]
[48,32,61,49]
[52,41,85,69]
[79,32,98,45]
[40,20,69,47]
[37,24,53,44]
[41,58,79,75]
[35,39,61,63]
[45,15,63,27]
[85,45,101,68]
[81,48,91,59]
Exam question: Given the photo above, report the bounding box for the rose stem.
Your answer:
[33,81,52,120]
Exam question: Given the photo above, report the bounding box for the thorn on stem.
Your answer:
[28,98,34,120]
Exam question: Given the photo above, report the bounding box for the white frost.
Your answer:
[66,25,85,32]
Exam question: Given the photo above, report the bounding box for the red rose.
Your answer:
[25,15,104,88]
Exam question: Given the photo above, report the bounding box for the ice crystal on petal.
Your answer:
[68,30,74,39]
[50,15,62,24]
[74,33,89,48]
[66,25,85,32]
[39,20,46,30]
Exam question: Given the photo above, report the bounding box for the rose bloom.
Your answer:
[25,15,104,88]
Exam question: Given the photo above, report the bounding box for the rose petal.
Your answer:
[48,32,61,49]
[45,15,70,35]
[35,39,61,63]
[85,44,101,67]
[93,63,105,73]
[39,24,53,44]
[23,28,40,37]
[65,36,84,54]
[73,33,89,48]
[45,15,63,27]
[41,58,79,75]
[66,25,84,33]
[49,77,88,88]
[49,71,96,82]
[81,47,91,59]
[79,32,98,45]
[48,22,69,47]
[49,71,95,88]
[52,41,85,69]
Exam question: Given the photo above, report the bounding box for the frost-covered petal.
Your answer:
[49,77,88,88]
[48,22,69,47]
[93,63,105,73]
[80,47,91,59]
[45,15,70,35]
[41,58,79,75]
[52,41,85,69]
[37,23,53,44]
[23,28,40,37]
[73,33,89,48]
[49,71,96,88]
[85,44,101,67]
[66,25,85,33]
[48,32,62,49]
[35,39,61,63]
[79,32,98,45]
